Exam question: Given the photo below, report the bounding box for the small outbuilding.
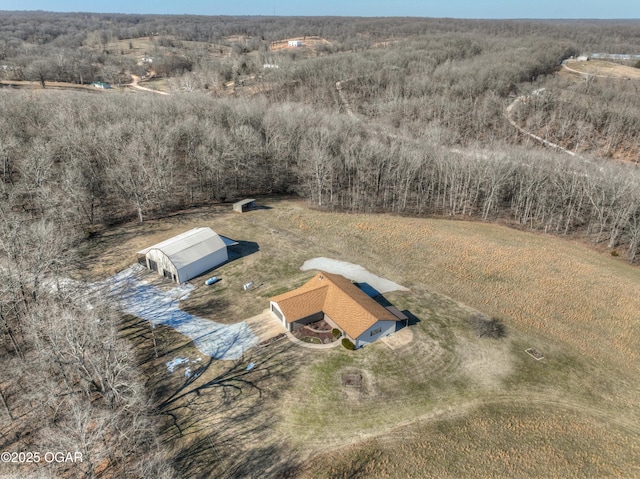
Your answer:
[288,40,302,47]
[137,227,237,283]
[233,198,256,213]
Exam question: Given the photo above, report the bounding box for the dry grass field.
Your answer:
[77,198,640,477]
[564,59,640,79]
[108,36,232,60]
[270,36,332,52]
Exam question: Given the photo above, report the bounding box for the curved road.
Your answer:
[127,74,170,96]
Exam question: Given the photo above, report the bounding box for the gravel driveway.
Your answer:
[300,257,408,293]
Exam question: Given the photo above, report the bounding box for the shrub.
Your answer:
[342,338,355,350]
[467,313,506,339]
[332,328,342,339]
[610,250,619,256]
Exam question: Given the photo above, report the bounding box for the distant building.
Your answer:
[288,40,302,47]
[141,57,153,63]
[233,198,256,213]
[91,82,111,89]
[263,63,279,69]
[576,55,589,62]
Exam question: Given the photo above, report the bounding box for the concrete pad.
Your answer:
[301,257,408,293]
[245,310,287,343]
[381,327,414,350]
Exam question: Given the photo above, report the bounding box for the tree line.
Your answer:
[1,90,639,261]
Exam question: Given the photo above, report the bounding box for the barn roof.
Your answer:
[270,272,399,339]
[137,227,227,270]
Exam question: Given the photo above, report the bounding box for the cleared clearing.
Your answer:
[564,59,640,79]
[270,36,332,51]
[79,198,640,477]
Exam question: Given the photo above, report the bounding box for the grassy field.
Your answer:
[565,59,640,79]
[78,198,640,477]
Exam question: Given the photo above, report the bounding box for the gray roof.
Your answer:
[137,227,227,270]
[233,198,256,207]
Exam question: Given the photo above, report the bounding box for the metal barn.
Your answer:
[137,227,235,283]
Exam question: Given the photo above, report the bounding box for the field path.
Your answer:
[304,389,640,457]
[128,74,170,96]
[335,79,356,117]
[505,90,588,160]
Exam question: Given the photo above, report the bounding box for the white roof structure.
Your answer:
[137,227,236,283]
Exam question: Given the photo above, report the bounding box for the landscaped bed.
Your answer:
[292,319,338,344]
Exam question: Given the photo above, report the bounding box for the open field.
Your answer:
[564,59,640,79]
[107,36,233,59]
[270,36,332,52]
[77,198,640,477]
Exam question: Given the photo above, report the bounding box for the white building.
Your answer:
[288,40,302,47]
[137,227,236,283]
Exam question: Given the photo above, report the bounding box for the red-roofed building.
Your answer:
[269,272,406,348]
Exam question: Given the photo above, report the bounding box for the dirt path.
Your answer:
[0,79,106,92]
[561,59,640,80]
[335,79,356,117]
[296,389,640,459]
[127,74,170,96]
[504,90,587,161]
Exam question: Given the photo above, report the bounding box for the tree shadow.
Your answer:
[153,341,301,478]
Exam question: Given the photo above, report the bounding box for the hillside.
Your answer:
[2,13,640,478]
[71,198,640,478]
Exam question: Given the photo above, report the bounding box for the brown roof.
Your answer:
[270,272,400,339]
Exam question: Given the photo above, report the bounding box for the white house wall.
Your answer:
[355,320,397,349]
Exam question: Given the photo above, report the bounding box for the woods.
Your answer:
[1,90,639,261]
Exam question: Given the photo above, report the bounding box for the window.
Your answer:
[370,327,382,336]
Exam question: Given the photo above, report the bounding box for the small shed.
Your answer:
[233,199,256,213]
[288,40,302,47]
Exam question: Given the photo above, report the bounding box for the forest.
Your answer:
[1,11,640,478]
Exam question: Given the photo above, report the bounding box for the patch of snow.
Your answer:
[166,357,189,373]
[184,368,191,377]
[65,264,258,360]
[301,258,408,293]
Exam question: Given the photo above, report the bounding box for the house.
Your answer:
[288,40,302,47]
[233,198,256,213]
[136,227,237,283]
[269,272,406,349]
